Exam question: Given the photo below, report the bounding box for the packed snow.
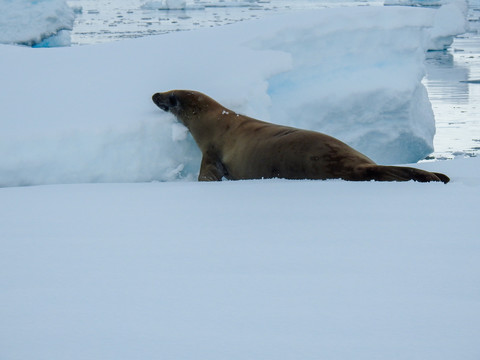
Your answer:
[1,157,480,360]
[0,4,467,187]
[0,0,75,47]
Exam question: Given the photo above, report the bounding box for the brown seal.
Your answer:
[152,90,450,183]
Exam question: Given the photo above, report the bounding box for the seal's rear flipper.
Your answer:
[432,172,450,184]
[355,165,449,183]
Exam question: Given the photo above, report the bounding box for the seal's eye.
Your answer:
[169,94,178,107]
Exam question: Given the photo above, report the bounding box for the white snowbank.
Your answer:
[1,156,479,360]
[0,0,75,47]
[0,5,467,186]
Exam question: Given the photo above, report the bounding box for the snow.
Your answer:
[0,0,75,47]
[0,4,468,187]
[1,156,480,360]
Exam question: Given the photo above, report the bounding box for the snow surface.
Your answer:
[0,0,75,47]
[1,157,480,360]
[0,5,467,187]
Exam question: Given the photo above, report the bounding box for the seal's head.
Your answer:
[152,90,219,128]
[152,91,178,112]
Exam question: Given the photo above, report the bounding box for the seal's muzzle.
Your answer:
[152,93,169,112]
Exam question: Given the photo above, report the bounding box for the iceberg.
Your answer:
[0,0,75,47]
[141,0,261,10]
[384,0,444,6]
[384,0,467,50]
[0,4,467,186]
[201,0,260,8]
[427,0,468,49]
[141,0,195,10]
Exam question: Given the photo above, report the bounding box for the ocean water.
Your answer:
[424,26,480,159]
[67,0,383,45]
[67,0,480,160]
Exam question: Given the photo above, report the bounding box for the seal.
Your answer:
[152,90,450,183]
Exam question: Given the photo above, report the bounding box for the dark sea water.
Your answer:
[67,0,480,160]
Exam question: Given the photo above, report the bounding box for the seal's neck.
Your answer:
[186,107,235,153]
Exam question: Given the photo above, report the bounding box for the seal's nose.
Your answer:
[152,93,169,112]
[152,93,161,104]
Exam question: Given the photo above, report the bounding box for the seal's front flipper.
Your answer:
[198,154,227,181]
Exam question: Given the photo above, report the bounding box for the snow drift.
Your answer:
[0,0,75,47]
[0,4,467,186]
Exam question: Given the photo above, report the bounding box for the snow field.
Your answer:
[1,157,480,360]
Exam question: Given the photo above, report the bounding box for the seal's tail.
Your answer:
[355,164,450,184]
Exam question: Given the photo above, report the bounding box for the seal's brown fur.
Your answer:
[152,90,449,183]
